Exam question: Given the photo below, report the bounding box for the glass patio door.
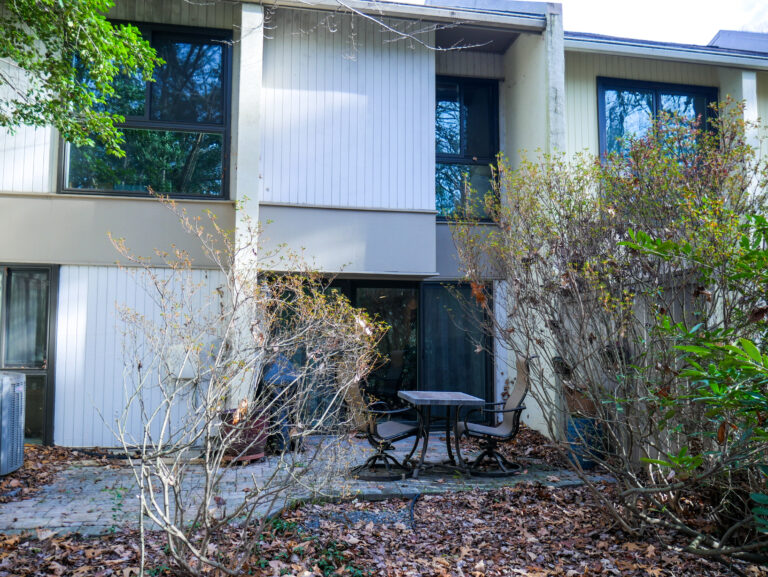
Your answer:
[420,283,492,419]
[0,267,55,444]
[354,286,419,407]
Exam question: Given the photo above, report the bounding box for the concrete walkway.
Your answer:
[0,435,595,536]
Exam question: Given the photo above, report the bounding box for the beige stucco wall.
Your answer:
[502,33,549,165]
[258,204,437,277]
[0,195,235,267]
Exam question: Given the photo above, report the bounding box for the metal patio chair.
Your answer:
[348,383,420,481]
[457,356,532,477]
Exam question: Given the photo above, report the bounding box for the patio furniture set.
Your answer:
[351,356,532,480]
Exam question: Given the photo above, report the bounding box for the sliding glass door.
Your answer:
[421,283,492,420]
[0,266,56,444]
[332,280,492,413]
[420,284,490,398]
[355,286,419,406]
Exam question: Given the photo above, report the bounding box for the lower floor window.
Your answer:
[0,266,56,444]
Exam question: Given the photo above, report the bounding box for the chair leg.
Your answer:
[404,434,420,466]
[466,437,521,478]
[350,446,413,482]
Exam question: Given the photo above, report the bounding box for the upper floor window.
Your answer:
[62,25,231,198]
[598,77,717,157]
[435,77,498,218]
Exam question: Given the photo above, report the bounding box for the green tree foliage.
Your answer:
[0,0,160,155]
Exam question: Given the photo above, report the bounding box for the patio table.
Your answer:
[397,390,485,478]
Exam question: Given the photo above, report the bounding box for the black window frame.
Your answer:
[597,76,718,157]
[59,22,233,200]
[435,75,500,221]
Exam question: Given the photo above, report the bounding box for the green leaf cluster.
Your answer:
[0,0,160,155]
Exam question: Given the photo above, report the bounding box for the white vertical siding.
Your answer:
[436,51,504,79]
[54,265,225,447]
[108,0,237,29]
[261,9,435,211]
[565,51,720,156]
[0,61,54,194]
[0,125,53,194]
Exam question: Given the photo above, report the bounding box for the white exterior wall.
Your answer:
[260,9,435,211]
[0,60,56,194]
[0,125,55,194]
[54,265,226,447]
[758,71,768,156]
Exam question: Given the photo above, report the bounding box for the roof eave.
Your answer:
[253,0,548,32]
[564,35,768,71]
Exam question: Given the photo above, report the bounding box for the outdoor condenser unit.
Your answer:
[0,372,25,476]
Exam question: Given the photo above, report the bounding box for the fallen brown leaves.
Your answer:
[0,445,112,504]
[0,527,153,577]
[284,483,767,577]
[461,425,570,469]
[1,482,766,576]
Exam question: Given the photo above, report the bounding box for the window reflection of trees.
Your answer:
[435,78,497,219]
[67,130,223,196]
[151,38,223,124]
[436,83,460,155]
[600,80,716,158]
[605,89,653,155]
[65,30,228,197]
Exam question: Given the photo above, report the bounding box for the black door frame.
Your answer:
[0,264,58,445]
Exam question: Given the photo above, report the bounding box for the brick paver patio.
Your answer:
[0,435,597,536]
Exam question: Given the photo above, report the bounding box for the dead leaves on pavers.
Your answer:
[0,445,114,504]
[0,482,766,576]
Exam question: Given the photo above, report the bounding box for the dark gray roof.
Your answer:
[709,30,768,54]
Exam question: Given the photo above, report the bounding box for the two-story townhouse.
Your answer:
[2,0,768,447]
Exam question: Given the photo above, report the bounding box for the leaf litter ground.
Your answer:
[2,482,766,576]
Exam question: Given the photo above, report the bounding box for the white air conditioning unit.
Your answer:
[0,372,25,476]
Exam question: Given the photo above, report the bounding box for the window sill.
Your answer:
[57,190,233,203]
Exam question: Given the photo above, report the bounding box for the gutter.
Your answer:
[565,33,768,71]
[253,0,548,32]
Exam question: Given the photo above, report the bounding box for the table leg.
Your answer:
[414,405,431,479]
[454,408,466,470]
[444,406,455,465]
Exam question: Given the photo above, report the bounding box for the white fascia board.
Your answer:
[565,37,768,71]
[252,0,548,31]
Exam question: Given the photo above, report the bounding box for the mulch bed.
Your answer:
[0,445,114,504]
[2,482,766,576]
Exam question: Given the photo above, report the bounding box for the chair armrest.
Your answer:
[458,406,483,431]
[367,404,412,416]
[480,405,526,415]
